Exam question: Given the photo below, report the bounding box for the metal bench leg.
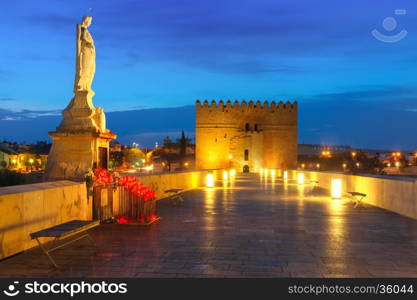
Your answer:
[170,194,183,206]
[353,196,364,208]
[86,233,97,248]
[35,237,59,269]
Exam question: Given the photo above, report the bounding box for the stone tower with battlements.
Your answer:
[195,100,297,172]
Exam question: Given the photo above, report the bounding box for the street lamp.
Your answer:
[28,158,34,171]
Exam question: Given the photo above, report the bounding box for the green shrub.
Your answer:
[0,169,26,187]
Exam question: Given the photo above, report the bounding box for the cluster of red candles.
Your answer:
[93,168,114,184]
[117,176,156,201]
[92,169,157,224]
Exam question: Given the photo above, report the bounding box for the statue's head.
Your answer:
[81,16,92,28]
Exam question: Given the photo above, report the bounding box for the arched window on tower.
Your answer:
[254,124,258,132]
[245,123,250,132]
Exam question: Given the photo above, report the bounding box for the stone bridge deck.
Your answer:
[1,173,417,277]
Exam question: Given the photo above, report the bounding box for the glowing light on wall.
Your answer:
[316,163,320,169]
[228,154,233,160]
[223,170,228,180]
[297,173,304,185]
[206,174,215,187]
[283,170,288,180]
[395,161,400,167]
[331,179,342,199]
[229,169,236,177]
[301,164,305,169]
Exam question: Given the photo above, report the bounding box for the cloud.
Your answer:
[24,13,78,30]
[0,108,61,121]
[307,86,417,102]
[2,116,22,121]
[0,97,16,101]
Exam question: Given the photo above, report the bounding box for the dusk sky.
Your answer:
[1,0,417,149]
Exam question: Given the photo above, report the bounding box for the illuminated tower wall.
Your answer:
[195,100,297,172]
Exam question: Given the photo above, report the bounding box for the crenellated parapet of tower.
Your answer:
[196,99,297,125]
[196,99,297,110]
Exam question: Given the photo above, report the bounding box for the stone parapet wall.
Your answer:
[289,170,417,220]
[0,181,90,260]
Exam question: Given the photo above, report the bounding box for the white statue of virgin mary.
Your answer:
[74,16,95,92]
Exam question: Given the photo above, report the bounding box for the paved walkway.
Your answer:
[1,173,417,277]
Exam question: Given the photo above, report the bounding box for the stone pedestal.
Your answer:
[44,90,116,181]
[45,131,115,181]
[57,91,97,132]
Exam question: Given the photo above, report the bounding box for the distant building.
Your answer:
[196,100,298,172]
[110,141,122,152]
[0,143,18,168]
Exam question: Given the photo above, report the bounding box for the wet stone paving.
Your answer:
[1,173,417,278]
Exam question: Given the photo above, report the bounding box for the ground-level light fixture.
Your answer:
[206,174,215,187]
[283,170,288,180]
[331,178,342,199]
[264,168,269,176]
[271,169,276,177]
[223,170,229,180]
[297,173,304,185]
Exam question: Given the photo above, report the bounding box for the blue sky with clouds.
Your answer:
[1,0,417,149]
